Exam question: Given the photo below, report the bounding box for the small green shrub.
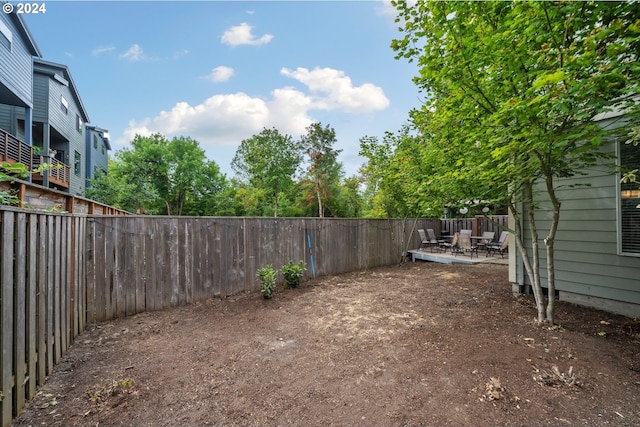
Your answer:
[281,260,306,288]
[256,264,277,299]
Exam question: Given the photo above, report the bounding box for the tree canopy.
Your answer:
[298,122,344,218]
[391,0,640,323]
[231,128,301,217]
[87,134,229,215]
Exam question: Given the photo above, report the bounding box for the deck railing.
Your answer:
[0,127,33,165]
[0,128,70,188]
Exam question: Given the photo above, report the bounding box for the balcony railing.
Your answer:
[32,155,70,188]
[0,127,70,188]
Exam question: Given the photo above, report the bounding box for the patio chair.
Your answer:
[487,231,509,258]
[460,229,473,236]
[417,228,441,252]
[441,232,459,254]
[426,228,445,251]
[476,231,495,254]
[456,232,479,258]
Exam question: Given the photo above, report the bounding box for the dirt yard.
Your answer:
[12,261,640,427]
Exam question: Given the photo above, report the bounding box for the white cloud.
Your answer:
[92,45,115,56]
[119,44,144,61]
[205,66,235,83]
[121,93,270,147]
[281,67,390,113]
[221,22,273,46]
[119,68,388,151]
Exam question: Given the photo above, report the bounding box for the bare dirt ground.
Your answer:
[12,261,640,427]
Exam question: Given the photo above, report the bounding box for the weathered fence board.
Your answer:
[2,211,15,427]
[0,209,506,427]
[0,210,75,426]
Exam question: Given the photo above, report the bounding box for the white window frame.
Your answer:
[60,96,69,115]
[617,137,640,257]
[0,19,12,50]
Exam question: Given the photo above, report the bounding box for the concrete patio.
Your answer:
[408,248,508,265]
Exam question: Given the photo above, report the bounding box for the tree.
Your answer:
[88,134,229,215]
[392,0,640,324]
[231,128,301,217]
[359,126,446,218]
[298,122,344,217]
[85,159,157,213]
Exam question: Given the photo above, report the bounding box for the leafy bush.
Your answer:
[256,264,277,299]
[281,260,306,288]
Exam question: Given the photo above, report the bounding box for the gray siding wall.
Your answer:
[30,72,87,195]
[0,14,33,107]
[518,131,640,317]
[85,128,108,188]
[47,78,85,196]
[32,74,48,123]
[0,104,15,134]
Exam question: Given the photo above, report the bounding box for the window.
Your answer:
[74,151,81,176]
[76,114,82,134]
[620,140,640,254]
[101,143,105,155]
[93,134,98,149]
[0,19,12,51]
[60,96,68,115]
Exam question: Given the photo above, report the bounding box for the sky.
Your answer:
[22,1,421,178]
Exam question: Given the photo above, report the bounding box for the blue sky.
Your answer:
[23,1,420,178]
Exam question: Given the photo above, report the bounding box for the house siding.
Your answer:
[85,127,109,189]
[0,13,35,108]
[0,104,15,133]
[518,120,640,317]
[32,73,48,122]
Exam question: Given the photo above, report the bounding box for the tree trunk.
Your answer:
[315,178,323,218]
[525,184,546,323]
[544,174,561,325]
[274,192,279,218]
[510,181,546,323]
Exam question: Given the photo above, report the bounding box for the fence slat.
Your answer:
[134,218,145,314]
[1,212,14,427]
[27,214,37,399]
[37,215,46,385]
[14,213,27,414]
[46,215,53,375]
[53,216,61,364]
[4,211,510,426]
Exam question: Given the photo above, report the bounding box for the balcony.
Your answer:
[0,127,70,188]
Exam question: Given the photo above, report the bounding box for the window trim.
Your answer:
[0,19,12,51]
[60,96,68,115]
[73,150,81,176]
[617,137,640,257]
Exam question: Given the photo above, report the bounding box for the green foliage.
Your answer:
[256,264,277,299]
[391,0,640,323]
[88,134,230,215]
[298,122,344,217]
[281,260,306,288]
[359,126,444,218]
[232,128,301,217]
[0,161,60,207]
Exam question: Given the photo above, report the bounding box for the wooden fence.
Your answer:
[441,215,508,237]
[84,216,441,323]
[0,209,85,427]
[0,209,443,425]
[0,211,508,424]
